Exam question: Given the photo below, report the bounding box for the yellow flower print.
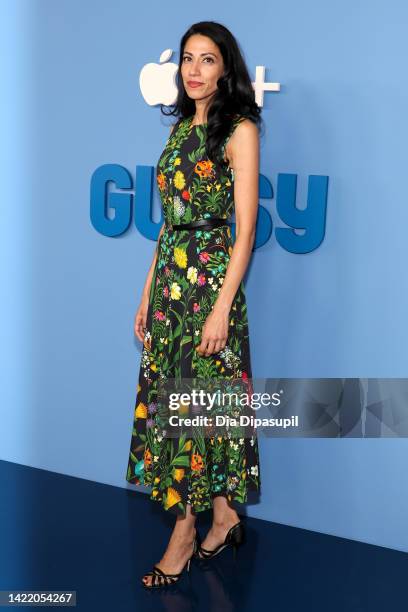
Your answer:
[170,282,181,300]
[184,440,192,451]
[135,402,147,418]
[216,183,221,191]
[187,266,198,284]
[179,399,190,416]
[174,247,187,268]
[174,157,181,166]
[173,468,185,482]
[166,486,182,509]
[174,170,186,190]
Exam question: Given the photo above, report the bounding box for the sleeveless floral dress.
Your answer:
[125,114,261,515]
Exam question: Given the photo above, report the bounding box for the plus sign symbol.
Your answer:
[251,66,280,106]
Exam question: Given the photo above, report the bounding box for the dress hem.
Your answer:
[125,474,261,516]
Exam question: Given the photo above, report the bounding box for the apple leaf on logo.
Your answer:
[159,49,173,64]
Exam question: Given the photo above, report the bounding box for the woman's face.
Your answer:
[181,34,225,105]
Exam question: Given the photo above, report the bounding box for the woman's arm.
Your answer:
[196,118,259,356]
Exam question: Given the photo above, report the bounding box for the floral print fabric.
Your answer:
[125,115,261,515]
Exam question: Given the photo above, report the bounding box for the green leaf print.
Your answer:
[194,354,220,378]
[172,455,190,467]
[180,334,192,346]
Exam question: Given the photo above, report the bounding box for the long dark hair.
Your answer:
[161,21,263,168]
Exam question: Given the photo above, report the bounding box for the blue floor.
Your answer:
[0,460,406,611]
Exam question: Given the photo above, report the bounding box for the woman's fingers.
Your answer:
[214,339,225,353]
[195,310,229,356]
[204,339,216,356]
[196,336,226,356]
[134,314,146,342]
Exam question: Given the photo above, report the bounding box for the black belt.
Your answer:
[168,217,229,231]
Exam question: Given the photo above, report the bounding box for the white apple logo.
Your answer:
[139,49,178,106]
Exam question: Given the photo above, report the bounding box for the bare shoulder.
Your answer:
[229,117,259,150]
[226,117,259,168]
[234,116,259,138]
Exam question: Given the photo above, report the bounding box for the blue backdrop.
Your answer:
[1,0,407,553]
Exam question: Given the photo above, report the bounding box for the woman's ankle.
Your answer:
[172,520,196,540]
[212,511,239,529]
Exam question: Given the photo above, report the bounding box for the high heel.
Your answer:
[142,529,201,588]
[196,521,245,561]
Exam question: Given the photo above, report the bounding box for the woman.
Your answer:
[126,21,262,588]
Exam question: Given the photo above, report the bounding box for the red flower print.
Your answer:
[242,370,253,394]
[199,252,209,264]
[193,302,200,313]
[197,273,206,286]
[181,190,190,201]
[154,310,166,321]
[163,286,169,298]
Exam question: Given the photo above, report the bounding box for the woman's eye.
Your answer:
[182,56,214,63]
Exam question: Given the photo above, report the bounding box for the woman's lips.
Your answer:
[187,81,204,88]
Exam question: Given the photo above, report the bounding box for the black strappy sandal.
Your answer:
[141,529,202,588]
[195,521,245,562]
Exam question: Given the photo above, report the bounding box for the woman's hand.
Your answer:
[134,296,149,342]
[196,306,230,357]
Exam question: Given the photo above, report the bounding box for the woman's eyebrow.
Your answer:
[183,51,217,57]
